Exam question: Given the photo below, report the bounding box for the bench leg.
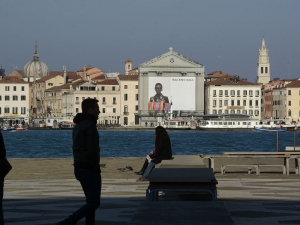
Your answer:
[208,157,215,172]
[285,157,290,175]
[221,166,225,175]
[255,166,260,175]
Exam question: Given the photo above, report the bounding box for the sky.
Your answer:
[1,0,300,82]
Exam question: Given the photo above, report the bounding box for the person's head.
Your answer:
[155,126,169,138]
[81,98,100,119]
[154,83,163,95]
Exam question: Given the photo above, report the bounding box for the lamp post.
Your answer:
[294,126,298,151]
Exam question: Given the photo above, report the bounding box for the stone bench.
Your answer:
[221,165,259,175]
[147,168,218,201]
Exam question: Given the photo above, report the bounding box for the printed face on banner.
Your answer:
[148,77,195,111]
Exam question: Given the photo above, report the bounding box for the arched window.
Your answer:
[288,109,291,116]
[265,67,268,73]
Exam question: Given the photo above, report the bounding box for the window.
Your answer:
[255,100,259,106]
[12,107,18,114]
[225,90,228,96]
[136,85,138,89]
[21,107,26,114]
[101,86,105,91]
[288,90,291,95]
[124,85,128,89]
[255,110,259,116]
[13,86,16,91]
[261,67,263,73]
[113,108,116,113]
[0,107,1,114]
[76,108,79,113]
[225,110,228,114]
[265,67,268,73]
[82,97,85,101]
[13,95,18,101]
[243,90,247,96]
[213,110,217,114]
[249,90,253,96]
[230,110,235,114]
[231,100,234,106]
[213,90,216,96]
[219,90,223,96]
[112,86,115,91]
[135,105,138,111]
[135,94,138,101]
[113,97,116,104]
[219,100,222,107]
[48,83,53,86]
[0,96,1,101]
[242,110,247,114]
[230,90,235,96]
[124,94,128,101]
[102,108,105,113]
[237,110,241,114]
[4,107,9,113]
[288,101,291,106]
[76,97,79,103]
[224,100,228,106]
[5,96,9,101]
[213,100,216,106]
[218,110,222,114]
[22,86,25,91]
[237,90,240,96]
[237,100,240,106]
[243,100,246,106]
[255,90,259,96]
[249,100,253,106]
[21,96,26,101]
[288,110,291,116]
[5,86,9,91]
[102,97,106,104]
[124,105,128,113]
[249,110,253,115]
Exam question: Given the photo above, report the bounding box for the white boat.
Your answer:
[197,114,260,131]
[163,118,191,130]
[255,126,286,132]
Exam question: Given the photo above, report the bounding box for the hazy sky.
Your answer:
[1,0,299,82]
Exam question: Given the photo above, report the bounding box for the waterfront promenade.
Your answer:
[3,157,300,225]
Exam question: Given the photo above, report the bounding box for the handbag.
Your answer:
[0,157,12,178]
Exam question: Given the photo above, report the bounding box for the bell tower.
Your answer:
[257,38,270,84]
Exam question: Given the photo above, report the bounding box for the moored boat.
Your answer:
[255,126,286,132]
[197,114,260,131]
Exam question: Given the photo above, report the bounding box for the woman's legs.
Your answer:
[141,162,156,179]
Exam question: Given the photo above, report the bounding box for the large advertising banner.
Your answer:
[148,77,195,111]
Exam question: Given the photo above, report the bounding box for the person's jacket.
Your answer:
[152,136,172,164]
[72,113,100,172]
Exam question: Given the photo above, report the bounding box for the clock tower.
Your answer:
[257,38,270,84]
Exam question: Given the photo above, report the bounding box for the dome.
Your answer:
[23,43,49,81]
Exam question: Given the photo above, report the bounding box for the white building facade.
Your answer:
[205,75,261,119]
[0,76,30,125]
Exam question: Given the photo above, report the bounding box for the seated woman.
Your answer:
[136,126,172,181]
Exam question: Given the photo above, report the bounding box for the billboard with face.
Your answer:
[148,77,195,111]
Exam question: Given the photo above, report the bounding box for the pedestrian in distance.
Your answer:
[57,98,101,225]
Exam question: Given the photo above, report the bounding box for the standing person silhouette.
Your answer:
[57,98,101,225]
[149,83,169,103]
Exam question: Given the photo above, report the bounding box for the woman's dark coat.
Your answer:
[152,136,172,164]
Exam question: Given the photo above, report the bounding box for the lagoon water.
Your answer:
[2,130,299,158]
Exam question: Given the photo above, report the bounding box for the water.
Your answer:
[2,130,299,158]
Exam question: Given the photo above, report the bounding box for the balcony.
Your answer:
[75,101,80,104]
[102,102,106,105]
[123,112,129,115]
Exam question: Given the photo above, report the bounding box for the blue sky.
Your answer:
[1,0,299,82]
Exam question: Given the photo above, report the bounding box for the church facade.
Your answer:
[138,48,205,126]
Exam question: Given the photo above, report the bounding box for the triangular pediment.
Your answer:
[139,48,203,68]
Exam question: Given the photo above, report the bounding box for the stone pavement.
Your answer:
[3,157,300,224]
